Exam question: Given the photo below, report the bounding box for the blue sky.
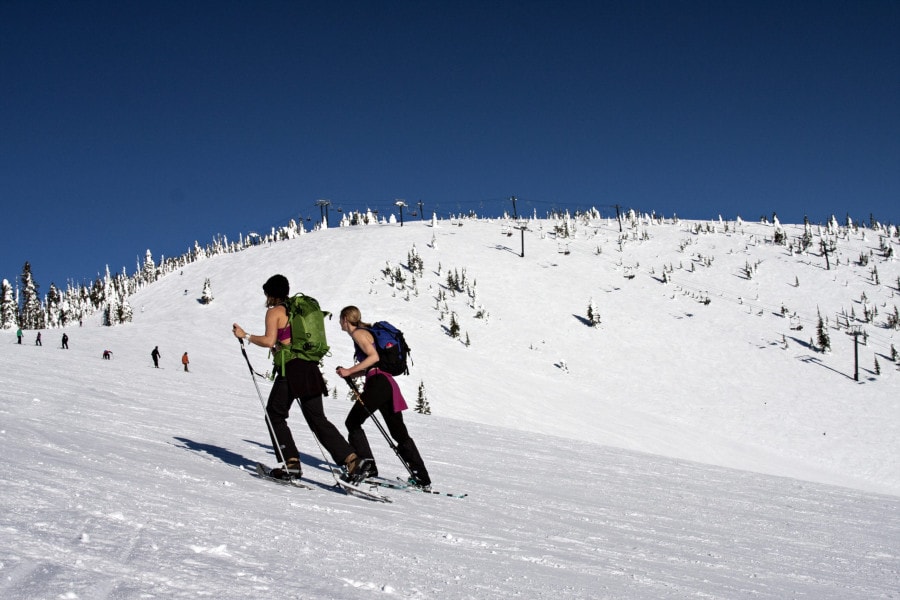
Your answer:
[2,1,898,292]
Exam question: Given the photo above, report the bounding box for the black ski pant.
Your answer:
[345,373,431,486]
[266,375,355,467]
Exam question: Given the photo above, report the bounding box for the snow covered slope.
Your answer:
[1,216,898,598]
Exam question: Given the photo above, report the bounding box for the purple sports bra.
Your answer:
[275,303,291,347]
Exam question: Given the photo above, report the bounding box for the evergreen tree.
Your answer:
[448,312,460,339]
[415,381,432,415]
[587,298,601,326]
[201,278,214,304]
[142,249,157,284]
[19,262,45,330]
[45,283,62,328]
[103,292,118,326]
[117,290,134,324]
[816,308,831,353]
[57,287,75,327]
[1,279,16,329]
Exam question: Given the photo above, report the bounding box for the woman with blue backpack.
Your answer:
[335,305,432,489]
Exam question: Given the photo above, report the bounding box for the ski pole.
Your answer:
[237,338,287,468]
[293,397,344,486]
[343,376,416,479]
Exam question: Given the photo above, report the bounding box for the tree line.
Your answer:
[1,223,314,331]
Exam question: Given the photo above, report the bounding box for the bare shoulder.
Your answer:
[266,304,289,324]
[351,327,374,344]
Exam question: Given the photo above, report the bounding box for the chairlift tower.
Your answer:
[316,199,332,228]
[395,199,408,227]
[516,218,528,257]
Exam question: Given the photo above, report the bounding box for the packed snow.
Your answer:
[1,215,898,599]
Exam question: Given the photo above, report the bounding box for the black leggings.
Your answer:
[345,374,431,485]
[266,376,354,466]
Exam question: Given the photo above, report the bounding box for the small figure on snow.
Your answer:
[61,333,68,349]
[35,332,42,346]
[151,346,161,368]
[182,351,190,372]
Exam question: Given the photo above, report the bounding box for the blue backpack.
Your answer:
[368,321,411,376]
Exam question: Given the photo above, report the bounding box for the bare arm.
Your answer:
[336,329,379,378]
[232,305,285,348]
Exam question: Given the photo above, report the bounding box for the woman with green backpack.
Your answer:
[232,274,365,481]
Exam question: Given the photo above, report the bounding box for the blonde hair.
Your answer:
[339,305,371,328]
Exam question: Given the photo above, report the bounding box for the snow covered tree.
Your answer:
[201,278,214,304]
[102,291,118,326]
[448,312,460,339]
[407,245,424,276]
[415,381,431,415]
[773,216,786,245]
[887,306,900,330]
[1,279,16,329]
[103,289,133,326]
[816,309,831,353]
[90,267,110,309]
[142,249,158,284]
[117,291,134,324]
[45,283,62,328]
[19,262,45,330]
[587,297,601,326]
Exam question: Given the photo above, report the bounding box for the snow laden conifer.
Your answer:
[407,245,424,277]
[201,278,214,304]
[773,215,787,245]
[142,249,158,285]
[448,312,460,339]
[45,283,62,328]
[415,381,431,415]
[587,297,601,326]
[816,308,831,353]
[117,291,134,324]
[1,279,16,329]
[103,284,133,326]
[19,262,45,330]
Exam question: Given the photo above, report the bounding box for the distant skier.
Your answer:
[61,333,68,349]
[102,349,112,360]
[16,327,22,344]
[182,351,189,372]
[151,346,161,368]
[35,332,42,346]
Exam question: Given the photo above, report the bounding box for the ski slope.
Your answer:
[1,216,898,598]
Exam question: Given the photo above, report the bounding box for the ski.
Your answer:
[363,476,467,498]
[329,468,392,503]
[255,462,313,489]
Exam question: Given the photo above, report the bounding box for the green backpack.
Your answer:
[272,293,331,374]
